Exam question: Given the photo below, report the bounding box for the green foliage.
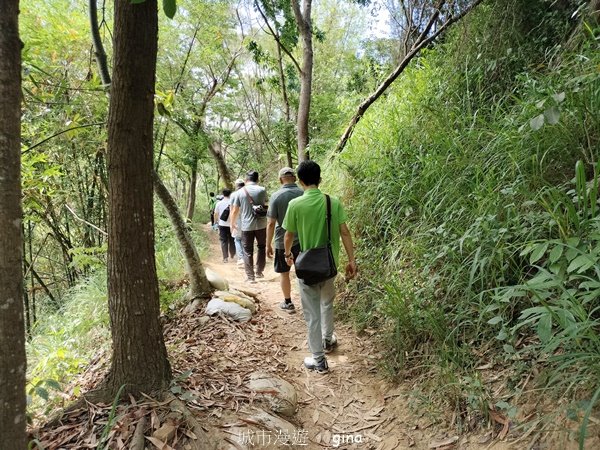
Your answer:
[27,272,110,420]
[329,0,600,430]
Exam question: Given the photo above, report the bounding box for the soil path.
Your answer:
[202,226,455,450]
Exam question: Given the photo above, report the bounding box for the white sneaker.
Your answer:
[237,259,244,265]
[304,356,329,374]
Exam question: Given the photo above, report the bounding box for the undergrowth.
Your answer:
[26,206,206,421]
[330,0,600,439]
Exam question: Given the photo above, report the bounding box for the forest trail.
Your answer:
[34,225,528,450]
[197,225,498,450]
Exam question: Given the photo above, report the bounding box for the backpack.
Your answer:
[219,205,230,221]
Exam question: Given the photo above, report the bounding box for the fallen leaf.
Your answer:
[145,435,176,450]
[429,436,459,448]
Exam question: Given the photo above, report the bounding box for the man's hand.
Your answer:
[285,254,294,267]
[267,244,274,259]
[345,260,357,280]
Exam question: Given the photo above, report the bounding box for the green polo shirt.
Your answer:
[282,188,347,268]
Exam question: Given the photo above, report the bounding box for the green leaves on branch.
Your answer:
[162,0,177,19]
[529,91,565,130]
[130,0,177,19]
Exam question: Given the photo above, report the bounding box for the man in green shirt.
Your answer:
[283,160,357,374]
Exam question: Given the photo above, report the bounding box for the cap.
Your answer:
[278,167,295,178]
[234,178,244,186]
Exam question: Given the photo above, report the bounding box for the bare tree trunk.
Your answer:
[0,0,27,446]
[153,171,212,300]
[291,0,313,162]
[186,159,198,221]
[275,41,294,167]
[332,0,483,158]
[102,0,171,398]
[208,140,234,189]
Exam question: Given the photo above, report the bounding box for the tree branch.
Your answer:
[332,0,483,159]
[254,0,302,74]
[88,0,111,87]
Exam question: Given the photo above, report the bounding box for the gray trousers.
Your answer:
[298,277,335,360]
[242,228,266,280]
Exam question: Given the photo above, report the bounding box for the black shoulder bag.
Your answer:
[294,194,338,285]
[243,187,268,217]
[219,205,230,221]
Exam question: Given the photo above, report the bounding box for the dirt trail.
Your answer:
[202,227,458,450]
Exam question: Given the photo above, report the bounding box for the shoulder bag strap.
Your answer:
[325,194,332,245]
[243,187,255,205]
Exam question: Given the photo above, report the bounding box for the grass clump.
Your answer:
[331,0,600,433]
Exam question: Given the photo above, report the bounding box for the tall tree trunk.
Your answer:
[103,0,170,397]
[0,0,27,446]
[291,0,313,162]
[186,159,197,221]
[153,171,212,300]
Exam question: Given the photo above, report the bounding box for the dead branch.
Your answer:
[331,0,483,159]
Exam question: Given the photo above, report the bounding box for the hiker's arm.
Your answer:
[284,231,295,266]
[230,205,239,234]
[266,217,276,258]
[340,223,357,280]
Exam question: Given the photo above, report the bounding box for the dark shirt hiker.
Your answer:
[283,160,357,374]
[266,167,304,313]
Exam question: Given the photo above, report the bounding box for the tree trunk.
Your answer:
[291,0,313,162]
[0,0,27,446]
[186,159,197,221]
[103,0,171,398]
[208,139,234,190]
[275,40,294,167]
[153,170,212,300]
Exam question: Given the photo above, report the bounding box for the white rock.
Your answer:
[205,268,229,291]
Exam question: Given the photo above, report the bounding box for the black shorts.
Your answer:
[274,245,300,273]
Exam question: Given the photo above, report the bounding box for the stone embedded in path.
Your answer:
[246,371,297,417]
[246,406,298,437]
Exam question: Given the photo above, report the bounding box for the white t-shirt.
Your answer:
[214,197,231,227]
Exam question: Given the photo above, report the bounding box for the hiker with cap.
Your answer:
[266,167,304,312]
[230,170,268,283]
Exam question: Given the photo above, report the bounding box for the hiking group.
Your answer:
[212,161,357,373]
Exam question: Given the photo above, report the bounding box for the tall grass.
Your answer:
[27,208,205,419]
[27,271,110,419]
[329,0,600,431]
